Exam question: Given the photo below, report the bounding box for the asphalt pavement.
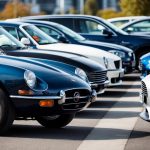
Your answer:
[0,73,149,150]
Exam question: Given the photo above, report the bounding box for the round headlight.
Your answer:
[75,68,88,81]
[109,50,125,58]
[24,70,36,89]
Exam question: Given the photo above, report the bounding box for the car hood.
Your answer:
[80,40,133,53]
[37,43,120,61]
[0,55,91,92]
[14,48,106,72]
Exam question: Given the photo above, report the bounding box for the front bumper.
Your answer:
[139,94,150,122]
[107,69,124,86]
[10,90,97,117]
[139,79,150,122]
[122,60,135,73]
[91,80,109,94]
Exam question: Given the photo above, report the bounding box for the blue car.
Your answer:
[139,53,150,78]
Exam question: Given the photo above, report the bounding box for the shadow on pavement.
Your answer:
[101,91,139,98]
[4,124,150,140]
[76,110,140,119]
[90,100,141,109]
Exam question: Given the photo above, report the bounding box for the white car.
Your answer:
[108,16,146,27]
[140,74,150,121]
[3,21,124,86]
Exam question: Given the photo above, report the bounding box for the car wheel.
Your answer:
[0,89,15,134]
[36,114,75,128]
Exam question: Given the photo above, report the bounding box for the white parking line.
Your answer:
[77,80,142,150]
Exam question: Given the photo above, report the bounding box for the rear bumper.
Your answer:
[107,69,124,86]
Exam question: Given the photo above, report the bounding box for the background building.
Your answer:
[0,0,120,14]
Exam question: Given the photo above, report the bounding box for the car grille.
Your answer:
[114,60,120,69]
[141,81,147,97]
[88,71,107,84]
[62,89,91,110]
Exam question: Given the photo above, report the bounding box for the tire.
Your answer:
[0,89,15,135]
[36,114,75,128]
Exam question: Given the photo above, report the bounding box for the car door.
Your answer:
[74,18,118,43]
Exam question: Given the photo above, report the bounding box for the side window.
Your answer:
[17,30,27,40]
[75,19,107,35]
[37,25,62,40]
[124,20,150,33]
[49,18,74,30]
[3,27,19,39]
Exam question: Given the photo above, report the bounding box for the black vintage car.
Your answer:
[0,26,108,93]
[0,54,96,134]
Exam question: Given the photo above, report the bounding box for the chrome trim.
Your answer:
[65,96,89,100]
[10,95,61,99]
[63,102,87,106]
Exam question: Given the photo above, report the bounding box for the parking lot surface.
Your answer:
[1,73,149,150]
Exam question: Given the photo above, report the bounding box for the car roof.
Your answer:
[20,14,105,21]
[121,17,150,29]
[108,16,147,22]
[0,21,32,27]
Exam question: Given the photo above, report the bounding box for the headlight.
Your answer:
[109,50,126,58]
[103,57,108,68]
[24,70,36,89]
[75,68,88,81]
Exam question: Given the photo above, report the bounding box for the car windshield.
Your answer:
[22,25,58,45]
[55,24,86,41]
[0,27,26,51]
[101,18,128,35]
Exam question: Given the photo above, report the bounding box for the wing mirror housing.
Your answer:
[21,37,31,46]
[102,29,113,36]
[57,35,69,43]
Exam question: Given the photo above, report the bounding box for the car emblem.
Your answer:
[74,92,80,102]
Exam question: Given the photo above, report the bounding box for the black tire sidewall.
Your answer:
[36,114,75,128]
[0,89,15,134]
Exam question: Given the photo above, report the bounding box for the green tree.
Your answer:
[120,0,150,16]
[97,9,125,19]
[68,7,77,14]
[84,0,98,15]
[0,0,31,19]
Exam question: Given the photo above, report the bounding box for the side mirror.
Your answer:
[57,35,69,43]
[102,29,113,36]
[125,27,134,34]
[21,37,31,46]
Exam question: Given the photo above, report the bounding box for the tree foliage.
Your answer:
[84,0,98,15]
[120,0,150,16]
[0,0,31,20]
[97,9,125,19]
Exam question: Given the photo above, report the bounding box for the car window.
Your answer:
[124,20,150,33]
[17,29,27,40]
[37,25,62,39]
[22,25,57,45]
[75,19,107,35]
[111,20,129,27]
[3,27,18,39]
[49,18,74,30]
